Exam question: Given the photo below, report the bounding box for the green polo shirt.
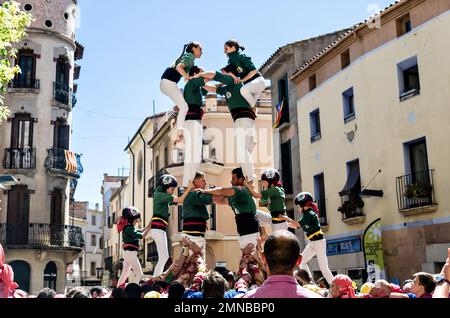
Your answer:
[172,52,195,73]
[122,225,142,245]
[214,72,251,111]
[153,186,176,219]
[182,192,213,220]
[227,51,257,79]
[184,77,208,106]
[299,208,321,237]
[261,186,286,212]
[229,186,256,215]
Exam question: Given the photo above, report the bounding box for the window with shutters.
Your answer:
[53,119,70,150]
[280,141,293,194]
[11,113,34,149]
[13,49,37,88]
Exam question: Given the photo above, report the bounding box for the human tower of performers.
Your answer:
[1,41,449,299]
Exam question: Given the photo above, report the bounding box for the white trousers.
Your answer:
[181,233,207,258]
[256,210,288,232]
[160,79,189,131]
[182,120,203,187]
[151,229,170,276]
[240,76,266,108]
[117,250,144,287]
[234,118,256,181]
[238,232,260,251]
[300,238,334,285]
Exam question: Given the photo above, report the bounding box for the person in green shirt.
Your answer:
[196,168,260,254]
[181,66,210,188]
[160,42,203,142]
[116,207,152,287]
[150,174,194,277]
[243,169,300,237]
[224,40,266,110]
[182,171,223,258]
[194,66,257,182]
[295,192,334,285]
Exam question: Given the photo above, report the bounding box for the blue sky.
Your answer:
[72,0,395,208]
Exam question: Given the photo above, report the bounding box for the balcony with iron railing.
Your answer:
[396,169,437,216]
[53,82,74,110]
[338,197,366,225]
[0,223,84,250]
[44,148,84,179]
[3,148,36,170]
[8,78,40,93]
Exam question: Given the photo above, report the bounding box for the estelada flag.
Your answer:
[273,99,285,129]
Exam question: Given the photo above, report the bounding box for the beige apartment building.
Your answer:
[290,0,450,284]
[122,92,274,273]
[0,0,85,294]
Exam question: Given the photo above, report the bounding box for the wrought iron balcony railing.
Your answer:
[396,169,435,212]
[45,148,83,179]
[0,223,84,249]
[53,82,73,109]
[8,78,40,93]
[3,148,36,170]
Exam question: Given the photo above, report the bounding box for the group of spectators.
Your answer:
[1,232,449,299]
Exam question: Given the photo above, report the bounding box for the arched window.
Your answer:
[43,261,57,291]
[9,261,31,293]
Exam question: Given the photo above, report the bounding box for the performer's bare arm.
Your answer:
[173,181,194,204]
[198,187,236,197]
[176,63,190,81]
[193,71,216,80]
[240,70,258,84]
[243,177,262,199]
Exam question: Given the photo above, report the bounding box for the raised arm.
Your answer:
[173,182,194,204]
[199,187,236,197]
[240,70,258,84]
[194,71,216,80]
[243,177,262,199]
[176,63,190,81]
[434,248,450,298]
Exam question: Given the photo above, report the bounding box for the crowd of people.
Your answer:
[1,231,449,299]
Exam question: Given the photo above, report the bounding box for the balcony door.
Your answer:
[53,119,70,150]
[15,49,36,87]
[50,188,63,245]
[11,114,33,149]
[408,139,429,182]
[55,56,70,86]
[8,114,34,169]
[7,185,30,245]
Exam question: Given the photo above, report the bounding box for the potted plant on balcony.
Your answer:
[338,197,364,219]
[404,183,432,199]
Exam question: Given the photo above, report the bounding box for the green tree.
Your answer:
[0,1,32,123]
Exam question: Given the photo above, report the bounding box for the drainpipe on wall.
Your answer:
[129,147,135,206]
[138,132,146,227]
[139,132,147,267]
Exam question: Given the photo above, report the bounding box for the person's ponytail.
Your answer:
[174,43,189,65]
[225,40,245,52]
